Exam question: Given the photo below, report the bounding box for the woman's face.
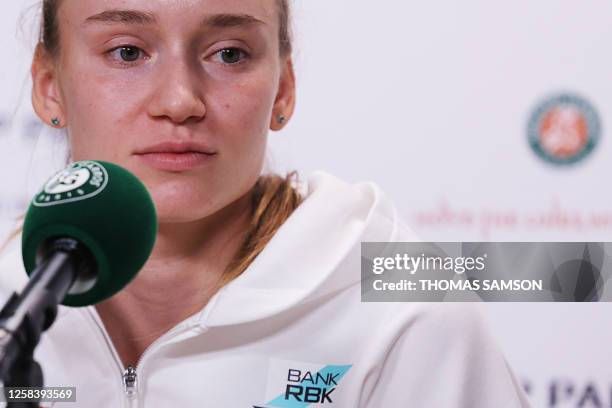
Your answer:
[33,0,294,222]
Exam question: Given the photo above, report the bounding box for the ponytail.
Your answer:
[222,172,302,285]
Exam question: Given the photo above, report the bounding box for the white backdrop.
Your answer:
[1,2,612,406]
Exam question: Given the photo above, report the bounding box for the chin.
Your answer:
[151,192,214,222]
[156,214,202,224]
[155,204,216,224]
[147,177,253,225]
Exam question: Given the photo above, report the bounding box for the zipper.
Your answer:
[85,306,203,407]
[123,365,138,399]
[125,322,197,407]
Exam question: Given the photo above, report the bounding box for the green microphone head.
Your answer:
[21,160,157,306]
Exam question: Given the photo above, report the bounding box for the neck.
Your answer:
[121,192,252,314]
[95,188,253,367]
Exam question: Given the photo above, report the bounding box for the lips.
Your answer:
[135,141,217,171]
[135,141,217,155]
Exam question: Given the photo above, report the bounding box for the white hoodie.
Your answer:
[0,171,531,408]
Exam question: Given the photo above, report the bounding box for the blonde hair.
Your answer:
[222,171,302,284]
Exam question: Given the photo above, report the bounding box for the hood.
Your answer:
[202,171,417,327]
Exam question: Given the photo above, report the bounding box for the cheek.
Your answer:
[208,75,277,151]
[200,76,276,199]
[215,84,272,183]
[60,69,148,161]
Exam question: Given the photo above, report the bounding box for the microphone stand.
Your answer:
[0,238,84,407]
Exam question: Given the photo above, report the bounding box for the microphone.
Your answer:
[21,160,157,306]
[0,160,157,394]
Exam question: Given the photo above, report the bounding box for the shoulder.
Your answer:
[363,302,531,407]
[366,301,496,348]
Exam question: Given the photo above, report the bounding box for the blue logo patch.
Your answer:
[258,362,352,407]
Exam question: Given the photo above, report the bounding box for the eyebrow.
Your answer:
[85,10,156,25]
[204,13,266,28]
[84,10,265,28]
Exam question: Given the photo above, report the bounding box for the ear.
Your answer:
[270,58,296,131]
[31,44,65,128]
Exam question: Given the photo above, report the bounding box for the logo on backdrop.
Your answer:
[33,161,108,207]
[523,377,612,407]
[527,93,601,165]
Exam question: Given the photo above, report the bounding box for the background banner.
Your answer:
[1,2,611,406]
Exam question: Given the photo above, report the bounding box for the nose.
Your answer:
[148,60,206,125]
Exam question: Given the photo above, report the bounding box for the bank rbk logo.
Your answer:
[259,364,352,407]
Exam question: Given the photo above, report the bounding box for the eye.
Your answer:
[215,48,249,65]
[118,46,142,62]
[106,46,147,66]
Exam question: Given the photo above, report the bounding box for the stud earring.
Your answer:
[51,118,61,127]
[277,115,286,124]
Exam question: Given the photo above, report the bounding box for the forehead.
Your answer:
[57,0,278,27]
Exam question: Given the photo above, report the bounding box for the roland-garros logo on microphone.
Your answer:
[33,161,109,207]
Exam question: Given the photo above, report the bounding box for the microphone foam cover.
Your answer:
[21,160,157,306]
